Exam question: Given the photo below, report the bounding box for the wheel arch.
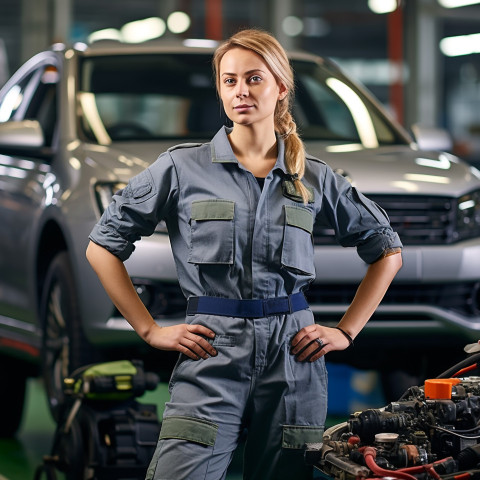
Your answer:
[35,219,68,319]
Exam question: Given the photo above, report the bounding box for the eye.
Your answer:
[249,75,262,83]
[223,77,236,85]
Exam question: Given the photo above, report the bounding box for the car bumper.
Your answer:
[89,235,480,344]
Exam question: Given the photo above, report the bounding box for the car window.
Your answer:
[0,71,35,122]
[24,65,59,146]
[293,60,403,146]
[78,54,226,143]
[77,53,406,146]
[23,65,59,146]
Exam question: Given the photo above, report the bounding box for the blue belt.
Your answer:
[186,292,308,318]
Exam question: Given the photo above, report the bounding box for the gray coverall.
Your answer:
[89,126,402,480]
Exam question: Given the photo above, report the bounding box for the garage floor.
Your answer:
[0,364,384,479]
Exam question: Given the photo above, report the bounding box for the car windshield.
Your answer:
[78,53,406,146]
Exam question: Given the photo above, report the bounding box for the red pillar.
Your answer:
[206,0,223,40]
[388,4,404,125]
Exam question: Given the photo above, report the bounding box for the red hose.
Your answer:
[363,447,418,480]
[453,363,477,377]
[398,457,451,475]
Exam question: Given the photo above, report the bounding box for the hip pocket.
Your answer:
[188,199,235,265]
[281,205,315,276]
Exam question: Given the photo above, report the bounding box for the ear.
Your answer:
[278,83,288,101]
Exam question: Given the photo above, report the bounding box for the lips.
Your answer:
[234,104,253,110]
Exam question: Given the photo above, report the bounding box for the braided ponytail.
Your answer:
[275,96,309,203]
[213,29,309,203]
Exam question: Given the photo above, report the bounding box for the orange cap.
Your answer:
[424,378,461,400]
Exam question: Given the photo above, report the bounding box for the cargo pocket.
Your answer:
[188,199,235,264]
[282,425,324,450]
[160,415,218,447]
[168,334,237,393]
[281,205,315,276]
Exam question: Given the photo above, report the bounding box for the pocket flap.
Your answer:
[127,169,154,199]
[285,206,314,233]
[159,415,218,446]
[191,200,235,221]
[282,425,324,449]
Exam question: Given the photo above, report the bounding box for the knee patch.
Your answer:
[160,415,218,447]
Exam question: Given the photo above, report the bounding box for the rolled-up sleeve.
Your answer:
[318,167,402,264]
[89,152,178,261]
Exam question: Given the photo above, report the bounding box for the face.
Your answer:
[219,47,288,128]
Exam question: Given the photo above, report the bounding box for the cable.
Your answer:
[427,424,480,440]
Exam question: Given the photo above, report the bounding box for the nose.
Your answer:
[235,80,249,98]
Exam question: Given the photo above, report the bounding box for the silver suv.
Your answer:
[1,41,479,436]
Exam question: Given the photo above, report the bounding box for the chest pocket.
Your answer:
[281,205,315,276]
[188,199,235,265]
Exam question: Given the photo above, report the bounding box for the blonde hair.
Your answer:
[213,29,309,203]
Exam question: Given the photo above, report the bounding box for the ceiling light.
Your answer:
[121,17,166,43]
[88,28,122,43]
[167,11,191,34]
[368,0,398,14]
[282,16,304,37]
[440,33,480,56]
[183,39,219,48]
[438,0,480,7]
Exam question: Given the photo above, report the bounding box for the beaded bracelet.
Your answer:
[335,326,354,347]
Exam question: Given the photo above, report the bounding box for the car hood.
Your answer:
[305,142,480,197]
[83,141,480,197]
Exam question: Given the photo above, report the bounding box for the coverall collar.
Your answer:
[210,126,288,176]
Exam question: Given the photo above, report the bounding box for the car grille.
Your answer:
[305,281,480,318]
[314,195,457,246]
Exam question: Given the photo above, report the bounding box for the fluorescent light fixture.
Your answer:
[282,16,304,37]
[167,11,191,34]
[326,78,379,149]
[438,0,480,7]
[368,0,398,14]
[88,28,122,43]
[183,39,219,48]
[121,17,166,43]
[440,32,480,56]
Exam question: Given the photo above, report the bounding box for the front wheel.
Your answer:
[40,252,98,420]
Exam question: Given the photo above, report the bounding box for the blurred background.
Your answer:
[1,0,480,164]
[1,0,480,478]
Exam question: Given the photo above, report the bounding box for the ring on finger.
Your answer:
[315,338,324,348]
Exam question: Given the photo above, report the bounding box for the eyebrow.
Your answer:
[221,69,267,77]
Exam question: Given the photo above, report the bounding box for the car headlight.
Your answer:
[94,181,127,214]
[456,189,480,242]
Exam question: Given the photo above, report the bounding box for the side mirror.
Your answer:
[0,120,44,148]
[411,124,453,152]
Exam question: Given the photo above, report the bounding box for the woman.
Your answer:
[86,29,402,480]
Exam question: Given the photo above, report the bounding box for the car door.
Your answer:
[0,55,59,326]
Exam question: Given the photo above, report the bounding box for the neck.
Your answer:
[228,124,278,177]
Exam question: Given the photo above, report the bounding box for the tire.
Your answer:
[40,252,98,420]
[0,357,27,437]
